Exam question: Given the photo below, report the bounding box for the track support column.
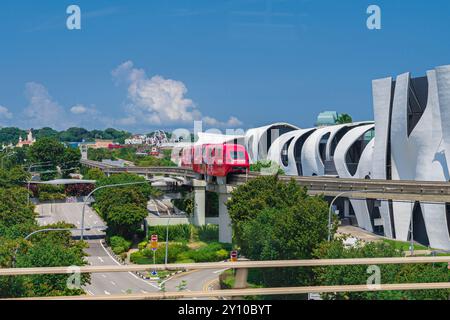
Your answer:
[193,179,206,226]
[218,185,234,244]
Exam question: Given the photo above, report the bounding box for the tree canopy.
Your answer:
[336,113,353,124]
[313,239,450,300]
[94,173,161,240]
[0,127,132,145]
[0,182,89,298]
[226,176,332,297]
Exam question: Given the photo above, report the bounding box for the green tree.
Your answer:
[94,173,160,239]
[313,240,450,300]
[27,137,64,180]
[249,160,284,175]
[27,137,64,164]
[107,204,148,238]
[238,203,329,294]
[83,168,106,180]
[226,176,332,298]
[0,127,26,144]
[0,178,89,298]
[226,176,328,243]
[60,147,81,178]
[336,113,353,124]
[0,187,36,229]
[13,222,90,298]
[0,166,30,188]
[33,127,59,140]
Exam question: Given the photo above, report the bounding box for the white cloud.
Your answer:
[22,82,71,129]
[0,106,13,119]
[112,61,242,128]
[21,83,111,130]
[203,115,243,127]
[70,104,88,114]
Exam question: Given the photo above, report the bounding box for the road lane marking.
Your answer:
[86,289,94,295]
[102,274,107,278]
[213,268,228,274]
[99,240,159,290]
[111,281,117,286]
[98,257,104,263]
[104,290,111,295]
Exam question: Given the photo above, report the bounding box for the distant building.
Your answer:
[316,111,338,127]
[125,135,145,145]
[16,129,36,148]
[91,139,114,149]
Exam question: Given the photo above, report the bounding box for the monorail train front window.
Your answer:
[230,151,245,160]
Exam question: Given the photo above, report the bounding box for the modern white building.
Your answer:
[260,64,450,250]
[178,64,450,250]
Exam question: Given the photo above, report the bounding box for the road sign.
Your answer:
[150,234,158,251]
[230,250,238,262]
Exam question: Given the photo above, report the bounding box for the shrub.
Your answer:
[183,242,231,262]
[148,224,192,242]
[38,192,66,202]
[197,224,219,242]
[215,249,229,261]
[138,241,148,251]
[65,183,95,197]
[112,246,125,255]
[39,184,65,194]
[130,251,152,264]
[109,236,131,254]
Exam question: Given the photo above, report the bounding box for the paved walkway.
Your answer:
[336,225,384,242]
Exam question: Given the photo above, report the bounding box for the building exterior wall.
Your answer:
[253,64,450,250]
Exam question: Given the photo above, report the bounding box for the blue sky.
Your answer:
[0,0,450,133]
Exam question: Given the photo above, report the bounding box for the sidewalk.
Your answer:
[337,225,384,243]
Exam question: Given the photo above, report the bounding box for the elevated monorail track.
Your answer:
[80,159,450,202]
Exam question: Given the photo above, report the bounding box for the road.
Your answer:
[83,240,160,296]
[36,202,104,238]
[34,201,223,298]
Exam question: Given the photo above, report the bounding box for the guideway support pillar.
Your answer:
[193,179,206,226]
[218,185,233,244]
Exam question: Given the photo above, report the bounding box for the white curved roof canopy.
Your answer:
[195,132,245,146]
[267,129,305,174]
[333,124,375,232]
[285,128,317,175]
[333,124,375,179]
[245,122,299,164]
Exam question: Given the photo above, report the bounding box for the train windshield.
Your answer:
[229,151,245,160]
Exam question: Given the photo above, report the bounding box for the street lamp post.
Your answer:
[26,166,79,206]
[12,226,106,267]
[27,162,54,206]
[80,181,151,240]
[165,212,172,265]
[327,189,388,242]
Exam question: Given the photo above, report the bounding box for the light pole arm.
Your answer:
[327,189,388,242]
[12,226,106,267]
[80,181,151,240]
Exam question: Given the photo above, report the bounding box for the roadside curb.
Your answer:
[101,240,184,281]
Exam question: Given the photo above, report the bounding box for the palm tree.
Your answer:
[336,113,353,124]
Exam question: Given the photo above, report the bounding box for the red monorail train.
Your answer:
[181,143,249,177]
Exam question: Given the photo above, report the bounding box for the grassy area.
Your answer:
[130,241,232,264]
[381,238,429,251]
